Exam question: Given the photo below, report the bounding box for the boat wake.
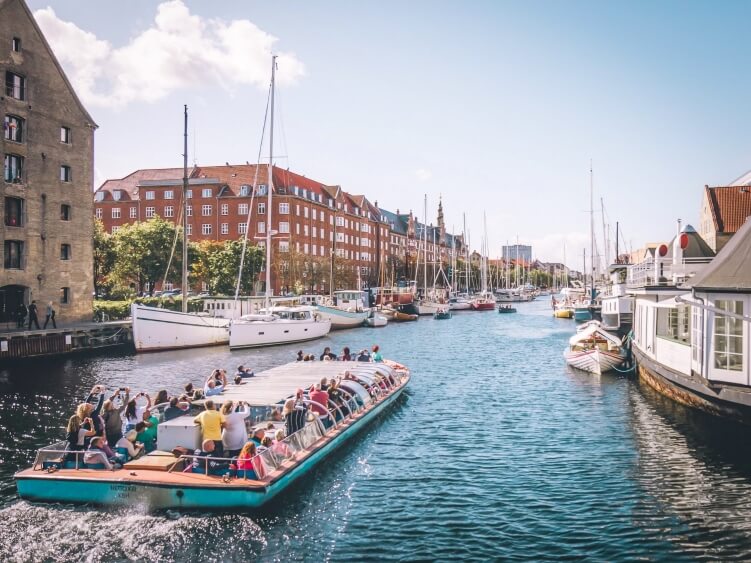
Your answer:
[0,501,265,562]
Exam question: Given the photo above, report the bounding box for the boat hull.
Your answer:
[131,304,230,352]
[564,348,625,375]
[633,346,751,424]
[229,318,331,349]
[554,308,574,319]
[365,315,388,327]
[16,379,408,509]
[417,302,444,316]
[315,305,368,329]
[471,301,495,311]
[449,300,472,311]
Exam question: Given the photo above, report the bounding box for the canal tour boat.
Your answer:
[563,321,626,375]
[15,360,410,510]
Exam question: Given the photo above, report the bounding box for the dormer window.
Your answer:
[257,185,267,196]
[239,185,249,196]
[113,190,122,201]
[95,192,104,202]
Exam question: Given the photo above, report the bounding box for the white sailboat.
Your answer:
[131,106,230,352]
[471,214,495,311]
[229,56,331,349]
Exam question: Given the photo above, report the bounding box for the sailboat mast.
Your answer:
[181,105,189,313]
[589,161,595,292]
[265,56,277,308]
[423,195,427,295]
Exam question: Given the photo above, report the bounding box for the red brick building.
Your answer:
[93,164,393,295]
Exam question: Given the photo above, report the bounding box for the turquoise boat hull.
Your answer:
[16,383,407,510]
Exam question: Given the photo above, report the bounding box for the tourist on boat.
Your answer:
[221,400,251,457]
[339,347,352,361]
[272,429,292,459]
[328,380,348,420]
[65,415,95,462]
[194,400,225,455]
[84,437,118,470]
[356,349,371,362]
[372,345,383,363]
[114,430,144,462]
[79,385,106,438]
[309,384,331,428]
[191,439,230,475]
[184,382,203,401]
[124,393,152,432]
[236,441,264,479]
[261,437,273,452]
[204,373,225,397]
[320,347,337,361]
[283,398,307,436]
[296,350,304,362]
[136,408,159,452]
[152,389,169,406]
[249,426,266,447]
[163,397,189,421]
[236,365,254,378]
[103,387,129,449]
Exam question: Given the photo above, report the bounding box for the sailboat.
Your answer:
[449,214,472,311]
[573,163,602,323]
[229,57,331,349]
[416,196,447,315]
[131,106,230,352]
[470,214,495,311]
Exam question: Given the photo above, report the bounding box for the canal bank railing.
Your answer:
[0,321,132,360]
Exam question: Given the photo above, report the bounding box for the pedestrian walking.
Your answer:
[43,301,57,329]
[16,302,26,329]
[27,300,40,330]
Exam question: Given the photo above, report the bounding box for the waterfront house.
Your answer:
[698,179,751,253]
[630,218,751,422]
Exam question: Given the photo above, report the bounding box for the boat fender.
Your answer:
[222,473,232,484]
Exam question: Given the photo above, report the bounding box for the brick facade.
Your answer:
[1,0,96,323]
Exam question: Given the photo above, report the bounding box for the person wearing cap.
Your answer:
[115,429,144,461]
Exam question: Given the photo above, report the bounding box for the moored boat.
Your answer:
[365,311,388,327]
[132,304,230,352]
[563,323,626,375]
[229,306,331,349]
[434,308,452,320]
[15,360,411,510]
[498,305,517,314]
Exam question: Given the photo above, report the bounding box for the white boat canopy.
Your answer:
[569,325,622,347]
[202,361,397,407]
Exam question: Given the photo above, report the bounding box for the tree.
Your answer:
[111,217,181,295]
[191,240,264,295]
[93,219,116,296]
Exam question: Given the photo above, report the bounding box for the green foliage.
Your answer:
[93,219,116,296]
[111,217,182,295]
[191,240,264,296]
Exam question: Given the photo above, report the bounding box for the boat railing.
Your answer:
[32,441,86,470]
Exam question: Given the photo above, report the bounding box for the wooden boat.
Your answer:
[497,305,517,314]
[15,361,410,510]
[563,323,625,375]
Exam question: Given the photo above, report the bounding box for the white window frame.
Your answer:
[238,203,249,215]
[202,188,212,198]
[164,206,174,218]
[164,190,174,200]
[279,222,290,234]
[279,203,290,215]
[111,208,121,219]
[145,207,155,218]
[202,223,212,235]
[221,203,229,216]
[221,223,229,235]
[202,204,212,216]
[145,191,155,200]
[130,207,137,219]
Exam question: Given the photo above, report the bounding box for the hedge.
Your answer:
[94,297,204,320]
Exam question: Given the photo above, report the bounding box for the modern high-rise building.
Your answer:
[502,244,532,263]
[1,0,97,323]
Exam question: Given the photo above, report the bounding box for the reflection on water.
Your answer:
[0,300,750,560]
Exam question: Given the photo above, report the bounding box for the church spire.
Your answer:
[437,195,446,241]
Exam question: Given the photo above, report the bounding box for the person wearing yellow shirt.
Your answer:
[193,400,226,456]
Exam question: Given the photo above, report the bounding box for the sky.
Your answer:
[25,0,751,269]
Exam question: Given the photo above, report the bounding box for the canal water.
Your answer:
[1,299,751,561]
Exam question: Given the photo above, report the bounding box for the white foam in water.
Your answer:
[0,501,266,562]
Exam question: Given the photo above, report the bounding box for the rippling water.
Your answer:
[2,300,751,560]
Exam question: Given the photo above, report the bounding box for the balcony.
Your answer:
[627,256,713,289]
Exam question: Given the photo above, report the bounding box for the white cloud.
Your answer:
[415,168,432,182]
[34,1,305,108]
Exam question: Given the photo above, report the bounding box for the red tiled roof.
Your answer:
[96,168,186,200]
[191,164,332,198]
[706,186,751,233]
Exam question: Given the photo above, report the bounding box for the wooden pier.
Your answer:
[0,321,133,361]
